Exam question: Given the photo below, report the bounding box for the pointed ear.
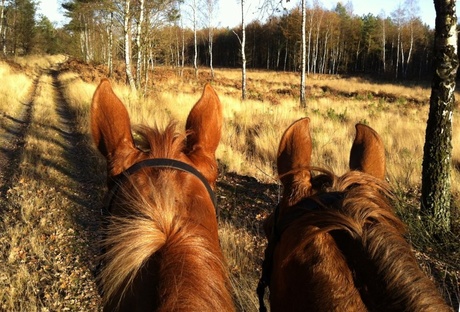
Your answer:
[277,117,312,194]
[349,124,386,180]
[185,84,223,184]
[91,79,136,168]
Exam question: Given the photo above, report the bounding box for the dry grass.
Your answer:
[61,65,460,309]
[1,58,459,310]
[0,61,33,139]
[0,57,101,311]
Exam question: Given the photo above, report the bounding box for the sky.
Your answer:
[37,0,446,29]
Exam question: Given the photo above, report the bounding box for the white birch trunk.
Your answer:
[124,0,136,91]
[136,0,145,89]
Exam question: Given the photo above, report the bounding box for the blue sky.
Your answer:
[38,0,448,29]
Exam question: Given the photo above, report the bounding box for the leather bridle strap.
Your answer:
[102,158,218,217]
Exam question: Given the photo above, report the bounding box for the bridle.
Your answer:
[101,158,218,217]
[257,192,344,312]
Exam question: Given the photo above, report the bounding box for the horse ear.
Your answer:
[91,79,136,172]
[349,123,386,180]
[277,117,312,194]
[185,84,223,185]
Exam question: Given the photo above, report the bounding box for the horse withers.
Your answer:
[91,79,234,311]
[259,117,452,312]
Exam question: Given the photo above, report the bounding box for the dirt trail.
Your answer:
[0,64,103,310]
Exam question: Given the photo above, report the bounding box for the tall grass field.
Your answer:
[0,56,458,310]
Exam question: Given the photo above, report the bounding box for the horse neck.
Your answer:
[270,228,368,311]
[102,173,233,311]
[152,225,234,311]
[343,222,452,312]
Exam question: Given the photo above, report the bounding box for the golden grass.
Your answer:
[1,58,458,310]
[0,62,101,310]
[56,67,459,308]
[0,61,33,137]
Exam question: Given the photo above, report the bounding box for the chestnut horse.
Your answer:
[91,79,234,311]
[258,118,452,312]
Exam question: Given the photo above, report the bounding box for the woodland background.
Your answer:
[0,0,442,81]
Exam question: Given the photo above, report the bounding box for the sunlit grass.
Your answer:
[1,58,458,310]
[0,61,101,311]
[0,61,33,139]
[55,66,459,308]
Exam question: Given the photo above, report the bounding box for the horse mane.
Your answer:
[286,168,450,311]
[99,123,233,311]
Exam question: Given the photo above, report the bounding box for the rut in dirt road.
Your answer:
[0,77,38,199]
[0,68,103,311]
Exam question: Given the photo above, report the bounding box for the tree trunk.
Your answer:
[241,0,247,100]
[421,0,458,232]
[0,0,5,56]
[209,29,214,78]
[136,0,145,89]
[108,12,113,77]
[300,0,306,107]
[123,0,136,91]
[404,19,414,78]
[381,17,386,74]
[193,0,198,78]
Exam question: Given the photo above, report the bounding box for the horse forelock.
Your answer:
[100,123,233,311]
[133,122,185,158]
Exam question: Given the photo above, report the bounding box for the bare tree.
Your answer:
[299,0,306,107]
[379,11,386,74]
[135,0,145,89]
[0,0,6,55]
[391,3,405,79]
[123,0,136,90]
[421,0,458,232]
[204,0,218,79]
[401,0,420,78]
[107,11,114,77]
[233,0,247,100]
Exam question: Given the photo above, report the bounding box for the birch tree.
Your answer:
[135,0,145,88]
[233,0,247,100]
[0,0,6,55]
[204,0,218,79]
[299,0,306,107]
[421,0,458,232]
[192,0,198,77]
[123,0,136,90]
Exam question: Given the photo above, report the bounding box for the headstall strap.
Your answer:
[101,158,218,218]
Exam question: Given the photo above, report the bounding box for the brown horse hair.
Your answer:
[99,124,234,311]
[275,167,451,311]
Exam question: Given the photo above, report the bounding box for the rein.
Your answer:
[257,192,344,312]
[102,158,218,217]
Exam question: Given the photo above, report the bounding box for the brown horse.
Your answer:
[258,118,452,312]
[91,79,234,311]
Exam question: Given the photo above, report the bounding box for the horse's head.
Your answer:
[259,118,388,311]
[92,79,222,184]
[264,118,386,237]
[91,80,233,311]
[277,117,385,205]
[91,79,222,228]
[261,118,451,312]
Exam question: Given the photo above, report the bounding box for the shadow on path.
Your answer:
[0,79,37,200]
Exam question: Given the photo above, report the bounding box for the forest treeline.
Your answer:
[0,0,448,81]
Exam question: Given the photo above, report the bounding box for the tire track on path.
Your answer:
[0,67,103,310]
[0,77,38,200]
